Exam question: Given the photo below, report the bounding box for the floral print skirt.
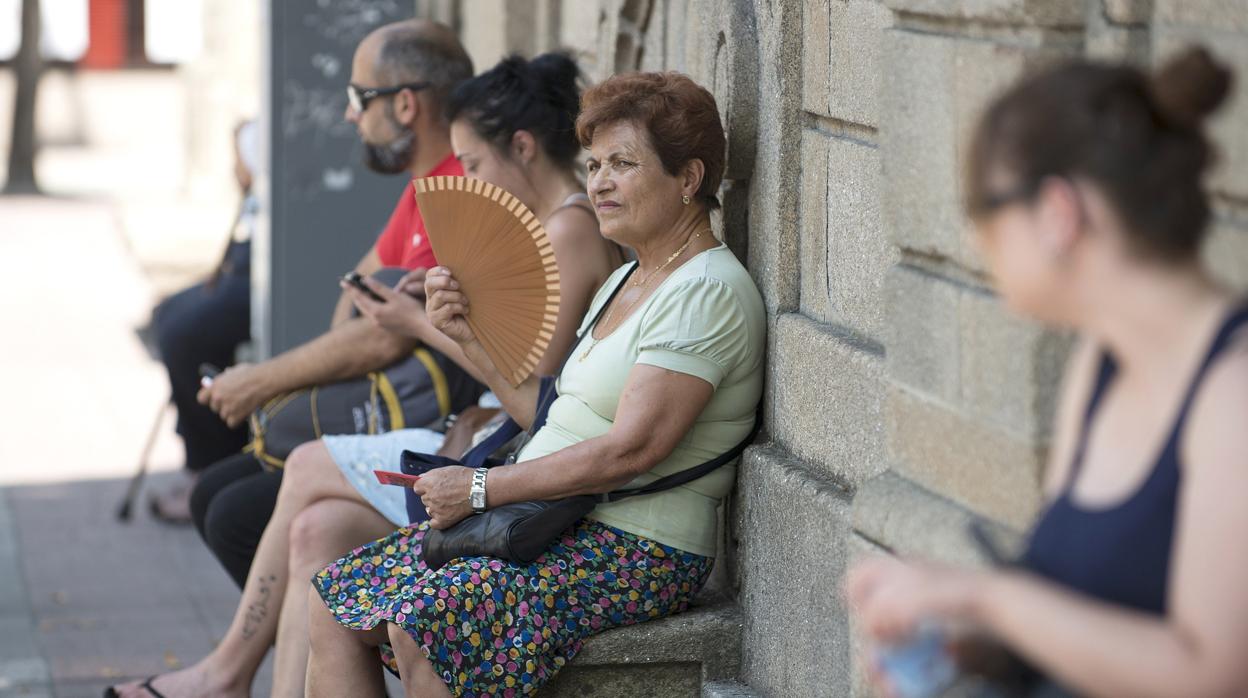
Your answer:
[312,519,713,697]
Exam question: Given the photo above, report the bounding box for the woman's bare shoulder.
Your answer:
[544,204,622,284]
[1184,326,1248,469]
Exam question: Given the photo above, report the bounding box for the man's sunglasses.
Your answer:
[347,82,430,114]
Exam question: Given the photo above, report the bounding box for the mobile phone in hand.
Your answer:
[198,363,221,388]
[374,470,421,487]
[342,271,386,303]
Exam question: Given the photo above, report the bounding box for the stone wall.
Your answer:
[424,1,1248,695]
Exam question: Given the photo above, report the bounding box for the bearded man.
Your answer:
[180,21,480,588]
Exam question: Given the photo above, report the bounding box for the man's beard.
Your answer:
[362,113,415,174]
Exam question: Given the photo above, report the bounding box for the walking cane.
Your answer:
[116,398,172,522]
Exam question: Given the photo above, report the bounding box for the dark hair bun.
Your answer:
[1152,47,1233,128]
[527,52,581,112]
[968,47,1234,261]
[446,52,583,165]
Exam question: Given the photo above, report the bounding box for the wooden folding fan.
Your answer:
[413,175,560,386]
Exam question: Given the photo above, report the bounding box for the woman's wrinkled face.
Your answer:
[585,120,686,244]
[451,119,530,206]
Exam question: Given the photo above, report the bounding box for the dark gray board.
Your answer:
[257,0,414,355]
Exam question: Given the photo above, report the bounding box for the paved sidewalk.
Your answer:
[0,196,272,697]
[1,473,269,698]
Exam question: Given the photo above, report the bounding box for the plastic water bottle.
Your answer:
[873,623,958,698]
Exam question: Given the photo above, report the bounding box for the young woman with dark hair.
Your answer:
[848,48,1248,698]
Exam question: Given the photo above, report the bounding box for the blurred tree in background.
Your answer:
[6,0,42,195]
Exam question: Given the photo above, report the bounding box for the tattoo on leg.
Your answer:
[241,574,278,640]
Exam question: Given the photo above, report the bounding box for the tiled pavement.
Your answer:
[0,472,268,698]
[0,196,271,697]
[0,488,51,698]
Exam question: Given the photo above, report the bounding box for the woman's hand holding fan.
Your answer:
[425,268,477,347]
[414,176,561,387]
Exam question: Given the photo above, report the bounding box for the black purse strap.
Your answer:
[553,263,638,379]
[475,261,761,499]
[596,403,762,503]
[568,261,760,502]
[462,264,639,470]
[526,262,639,437]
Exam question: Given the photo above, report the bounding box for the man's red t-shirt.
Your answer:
[374,153,463,270]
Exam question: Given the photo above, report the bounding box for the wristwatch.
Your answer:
[470,467,489,513]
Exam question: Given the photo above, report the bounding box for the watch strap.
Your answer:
[470,467,489,512]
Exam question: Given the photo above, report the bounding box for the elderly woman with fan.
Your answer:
[305,72,765,698]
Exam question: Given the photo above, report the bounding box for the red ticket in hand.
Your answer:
[374,470,421,487]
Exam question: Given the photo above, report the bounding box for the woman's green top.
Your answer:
[517,244,765,557]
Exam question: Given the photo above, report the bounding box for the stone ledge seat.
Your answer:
[545,591,743,697]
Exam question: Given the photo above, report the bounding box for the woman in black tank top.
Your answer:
[847,49,1248,697]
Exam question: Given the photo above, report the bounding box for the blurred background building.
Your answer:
[1,0,259,293]
[2,1,1247,696]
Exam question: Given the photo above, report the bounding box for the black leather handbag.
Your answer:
[407,397,759,570]
[401,265,760,571]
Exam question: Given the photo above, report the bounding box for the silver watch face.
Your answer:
[471,490,486,509]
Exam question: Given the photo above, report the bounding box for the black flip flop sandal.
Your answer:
[103,676,168,698]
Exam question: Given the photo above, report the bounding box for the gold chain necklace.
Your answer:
[578,229,706,362]
[630,230,702,287]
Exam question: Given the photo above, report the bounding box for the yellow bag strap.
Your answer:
[309,386,323,439]
[411,346,452,418]
[248,389,307,470]
[373,347,451,432]
[247,414,288,469]
[368,372,386,433]
[248,347,451,465]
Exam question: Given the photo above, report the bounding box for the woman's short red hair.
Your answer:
[576,71,726,209]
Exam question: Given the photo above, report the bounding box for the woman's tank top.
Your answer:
[1022,303,1248,615]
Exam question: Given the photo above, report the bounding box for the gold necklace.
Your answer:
[578,229,706,362]
[631,230,703,287]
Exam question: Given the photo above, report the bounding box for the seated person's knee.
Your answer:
[278,441,328,501]
[188,477,216,535]
[283,441,324,478]
[154,301,203,361]
[288,503,341,568]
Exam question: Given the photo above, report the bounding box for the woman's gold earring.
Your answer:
[682,195,691,205]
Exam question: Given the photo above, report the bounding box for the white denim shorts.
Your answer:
[323,427,446,526]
